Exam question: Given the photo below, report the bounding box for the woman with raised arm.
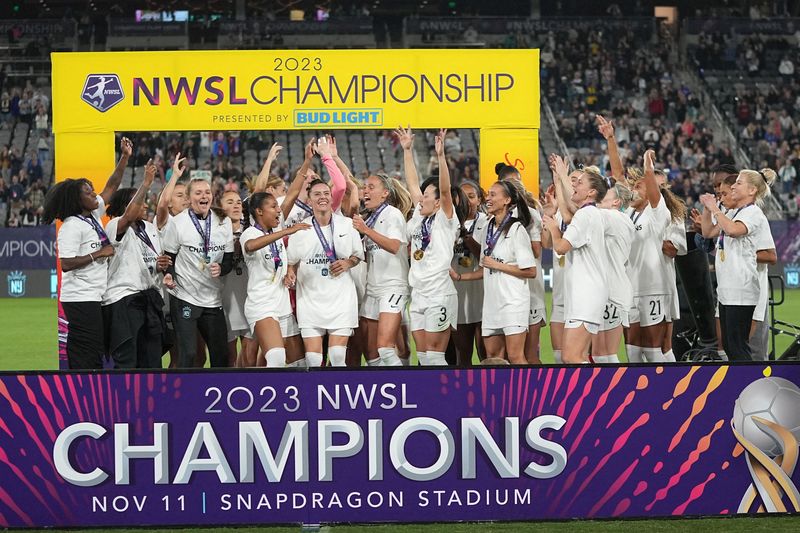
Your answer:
[241,192,310,368]
[542,167,610,364]
[699,168,776,360]
[624,150,673,363]
[351,173,413,367]
[450,179,488,365]
[403,127,465,366]
[286,179,364,367]
[162,178,235,368]
[45,177,115,370]
[459,181,536,364]
[156,153,189,231]
[102,160,170,369]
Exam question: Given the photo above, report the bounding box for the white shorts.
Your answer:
[360,293,409,321]
[565,319,600,335]
[249,313,300,338]
[300,327,353,338]
[227,328,254,343]
[482,324,528,337]
[410,293,458,333]
[600,302,629,332]
[629,295,670,327]
[529,306,546,326]
[551,304,565,324]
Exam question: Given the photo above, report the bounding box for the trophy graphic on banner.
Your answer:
[732,374,800,513]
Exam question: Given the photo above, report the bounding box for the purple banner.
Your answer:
[0,226,56,270]
[0,364,799,527]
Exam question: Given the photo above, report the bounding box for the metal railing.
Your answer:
[542,99,571,164]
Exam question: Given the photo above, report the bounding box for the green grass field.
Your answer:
[2,294,799,532]
[2,292,798,370]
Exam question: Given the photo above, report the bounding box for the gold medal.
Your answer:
[199,259,206,271]
[459,256,473,268]
[720,250,726,262]
[558,255,565,267]
[414,249,424,261]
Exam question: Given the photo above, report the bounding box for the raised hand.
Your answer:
[394,125,415,151]
[434,129,446,157]
[643,149,656,172]
[596,115,615,140]
[325,134,338,157]
[304,138,316,161]
[143,158,157,186]
[120,137,133,157]
[172,152,187,180]
[315,136,333,157]
[267,142,283,161]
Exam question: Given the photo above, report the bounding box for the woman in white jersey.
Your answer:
[241,192,310,368]
[220,190,256,367]
[351,173,413,367]
[699,168,776,360]
[542,168,610,363]
[449,179,488,365]
[162,178,235,367]
[541,155,581,363]
[102,161,170,368]
[658,186,688,362]
[594,180,635,364]
[44,137,131,369]
[459,181,536,363]
[624,151,673,363]
[400,126,466,366]
[286,179,364,367]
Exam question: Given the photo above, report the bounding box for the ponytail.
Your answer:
[739,168,777,205]
[660,187,687,223]
[495,180,532,234]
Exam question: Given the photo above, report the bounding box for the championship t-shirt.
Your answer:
[58,196,108,303]
[102,218,161,305]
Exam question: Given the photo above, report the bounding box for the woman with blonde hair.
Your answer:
[699,168,776,360]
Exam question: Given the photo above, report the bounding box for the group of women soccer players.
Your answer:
[45,119,777,369]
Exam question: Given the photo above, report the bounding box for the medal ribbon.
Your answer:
[255,223,283,270]
[77,215,110,247]
[188,210,212,261]
[296,199,313,215]
[420,216,434,252]
[629,208,644,226]
[313,216,337,263]
[718,204,752,252]
[484,212,512,257]
[133,221,157,254]
[365,202,388,229]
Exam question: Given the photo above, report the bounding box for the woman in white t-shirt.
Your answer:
[162,178,235,368]
[699,168,777,360]
[624,151,673,363]
[45,178,115,369]
[351,173,413,367]
[658,187,688,363]
[399,127,466,366]
[449,179,488,365]
[595,181,635,364]
[220,190,256,367]
[459,181,537,363]
[286,179,364,367]
[102,161,170,368]
[542,167,610,363]
[241,192,310,368]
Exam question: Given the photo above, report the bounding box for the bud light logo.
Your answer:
[7,271,26,297]
[81,74,124,112]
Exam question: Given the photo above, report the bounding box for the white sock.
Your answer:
[662,349,676,363]
[553,350,563,364]
[287,358,306,368]
[717,350,729,361]
[306,352,323,368]
[593,354,619,364]
[626,344,644,363]
[643,347,665,363]
[266,347,286,368]
[366,358,382,366]
[329,346,347,367]
[427,350,447,365]
[400,357,410,366]
[378,346,402,366]
[416,351,428,365]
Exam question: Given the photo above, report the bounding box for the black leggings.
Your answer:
[62,301,104,370]
[719,303,755,361]
[170,297,229,368]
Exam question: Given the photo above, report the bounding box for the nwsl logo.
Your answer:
[81,74,124,112]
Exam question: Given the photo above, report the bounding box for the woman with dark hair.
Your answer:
[351,172,413,367]
[286,178,364,367]
[162,178,235,367]
[449,179,488,365]
[45,178,115,369]
[401,127,467,366]
[458,181,536,364]
[542,165,610,363]
[102,161,170,368]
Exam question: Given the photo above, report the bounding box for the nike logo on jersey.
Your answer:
[338,233,347,238]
